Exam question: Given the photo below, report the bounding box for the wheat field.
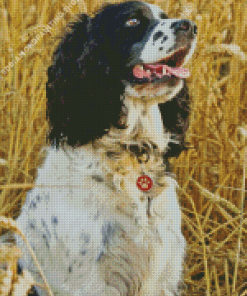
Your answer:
[0,0,246,295]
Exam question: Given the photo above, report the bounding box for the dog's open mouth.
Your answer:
[133,48,190,80]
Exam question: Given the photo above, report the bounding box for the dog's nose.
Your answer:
[171,20,197,36]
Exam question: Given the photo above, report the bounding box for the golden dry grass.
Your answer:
[0,0,246,295]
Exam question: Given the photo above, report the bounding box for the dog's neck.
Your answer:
[98,98,171,153]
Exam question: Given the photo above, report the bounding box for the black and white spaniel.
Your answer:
[16,1,197,295]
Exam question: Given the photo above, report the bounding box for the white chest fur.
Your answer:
[16,145,186,296]
[16,94,184,296]
[119,98,171,152]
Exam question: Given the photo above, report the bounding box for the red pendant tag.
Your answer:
[137,175,153,191]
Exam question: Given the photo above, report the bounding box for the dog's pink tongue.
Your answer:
[164,65,190,78]
[133,65,149,78]
[133,64,190,79]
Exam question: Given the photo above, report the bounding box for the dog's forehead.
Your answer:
[122,1,168,20]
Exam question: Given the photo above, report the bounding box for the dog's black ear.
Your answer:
[46,12,125,147]
[160,81,190,159]
[47,14,92,81]
[46,13,93,107]
[46,14,93,147]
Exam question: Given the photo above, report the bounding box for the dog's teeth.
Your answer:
[162,67,166,75]
[139,65,144,70]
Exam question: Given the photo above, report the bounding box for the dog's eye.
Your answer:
[125,18,140,27]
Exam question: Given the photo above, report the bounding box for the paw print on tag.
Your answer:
[137,175,153,191]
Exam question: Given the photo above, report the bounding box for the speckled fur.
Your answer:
[16,143,186,296]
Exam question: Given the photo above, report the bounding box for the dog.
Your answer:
[16,1,197,295]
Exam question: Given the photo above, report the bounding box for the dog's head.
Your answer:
[47,0,196,147]
[92,1,197,100]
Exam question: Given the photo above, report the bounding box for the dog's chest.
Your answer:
[45,146,168,225]
[17,146,182,295]
[74,146,173,229]
[103,150,169,223]
[104,150,166,196]
[29,145,174,238]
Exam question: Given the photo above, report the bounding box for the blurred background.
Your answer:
[0,0,246,295]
